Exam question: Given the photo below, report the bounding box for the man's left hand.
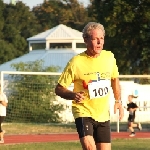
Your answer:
[114,103,124,121]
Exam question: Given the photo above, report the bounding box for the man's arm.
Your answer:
[0,101,8,107]
[111,78,124,120]
[55,84,85,102]
[111,78,121,100]
[55,84,75,100]
[133,103,138,111]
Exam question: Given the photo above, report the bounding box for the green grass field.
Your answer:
[1,122,150,149]
[1,139,150,150]
[3,122,150,134]
[3,123,77,134]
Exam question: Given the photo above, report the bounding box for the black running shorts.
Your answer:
[128,114,135,122]
[75,117,111,143]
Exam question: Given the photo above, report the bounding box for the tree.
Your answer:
[6,60,64,123]
[0,0,4,38]
[62,0,90,31]
[90,0,150,74]
[1,1,42,64]
[32,0,90,31]
[0,40,17,64]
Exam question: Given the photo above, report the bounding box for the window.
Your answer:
[31,43,45,50]
[50,43,72,49]
[76,43,86,48]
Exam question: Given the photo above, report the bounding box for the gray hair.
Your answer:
[82,22,105,38]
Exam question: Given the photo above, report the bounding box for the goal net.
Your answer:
[1,71,150,126]
[0,71,70,123]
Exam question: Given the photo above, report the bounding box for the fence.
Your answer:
[0,71,150,131]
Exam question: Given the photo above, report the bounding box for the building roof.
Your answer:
[0,24,85,72]
[27,24,83,41]
[0,50,85,72]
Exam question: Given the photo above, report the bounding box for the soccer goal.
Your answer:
[1,71,150,131]
[0,71,71,123]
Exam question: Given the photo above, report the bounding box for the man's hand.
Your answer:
[74,91,85,103]
[114,103,124,121]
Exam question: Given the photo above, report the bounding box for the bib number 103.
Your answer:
[88,80,110,99]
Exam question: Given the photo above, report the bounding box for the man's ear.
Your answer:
[84,37,88,44]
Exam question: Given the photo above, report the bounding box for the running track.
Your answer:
[2,132,150,144]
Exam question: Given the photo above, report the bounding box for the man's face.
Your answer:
[84,29,104,55]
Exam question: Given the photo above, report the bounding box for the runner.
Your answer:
[127,94,142,137]
[55,22,124,150]
[0,85,8,143]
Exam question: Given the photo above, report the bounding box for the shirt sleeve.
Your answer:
[0,93,8,103]
[133,103,138,108]
[58,57,76,88]
[3,94,8,103]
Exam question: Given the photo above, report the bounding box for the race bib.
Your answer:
[88,80,111,99]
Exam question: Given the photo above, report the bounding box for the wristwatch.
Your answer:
[115,100,122,104]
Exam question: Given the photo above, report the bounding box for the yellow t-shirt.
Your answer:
[58,50,119,122]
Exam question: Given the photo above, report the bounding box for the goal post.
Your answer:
[0,71,67,123]
[1,71,150,130]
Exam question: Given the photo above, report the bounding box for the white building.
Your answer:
[0,24,86,72]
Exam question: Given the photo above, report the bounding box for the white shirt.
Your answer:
[0,93,8,116]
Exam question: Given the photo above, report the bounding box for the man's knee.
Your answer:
[80,135,96,150]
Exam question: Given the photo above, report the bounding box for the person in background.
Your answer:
[55,22,124,150]
[0,85,8,144]
[127,94,142,137]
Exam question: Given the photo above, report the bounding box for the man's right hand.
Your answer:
[74,91,85,103]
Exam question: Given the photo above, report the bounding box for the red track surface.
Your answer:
[2,132,150,144]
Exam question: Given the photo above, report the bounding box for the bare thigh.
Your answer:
[80,135,96,150]
[96,143,111,150]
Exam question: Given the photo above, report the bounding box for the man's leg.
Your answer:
[96,143,111,150]
[75,117,96,150]
[0,131,5,143]
[128,122,136,137]
[95,121,111,150]
[80,135,96,150]
[128,122,134,132]
[0,117,5,143]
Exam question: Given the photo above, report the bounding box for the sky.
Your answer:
[3,0,90,8]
